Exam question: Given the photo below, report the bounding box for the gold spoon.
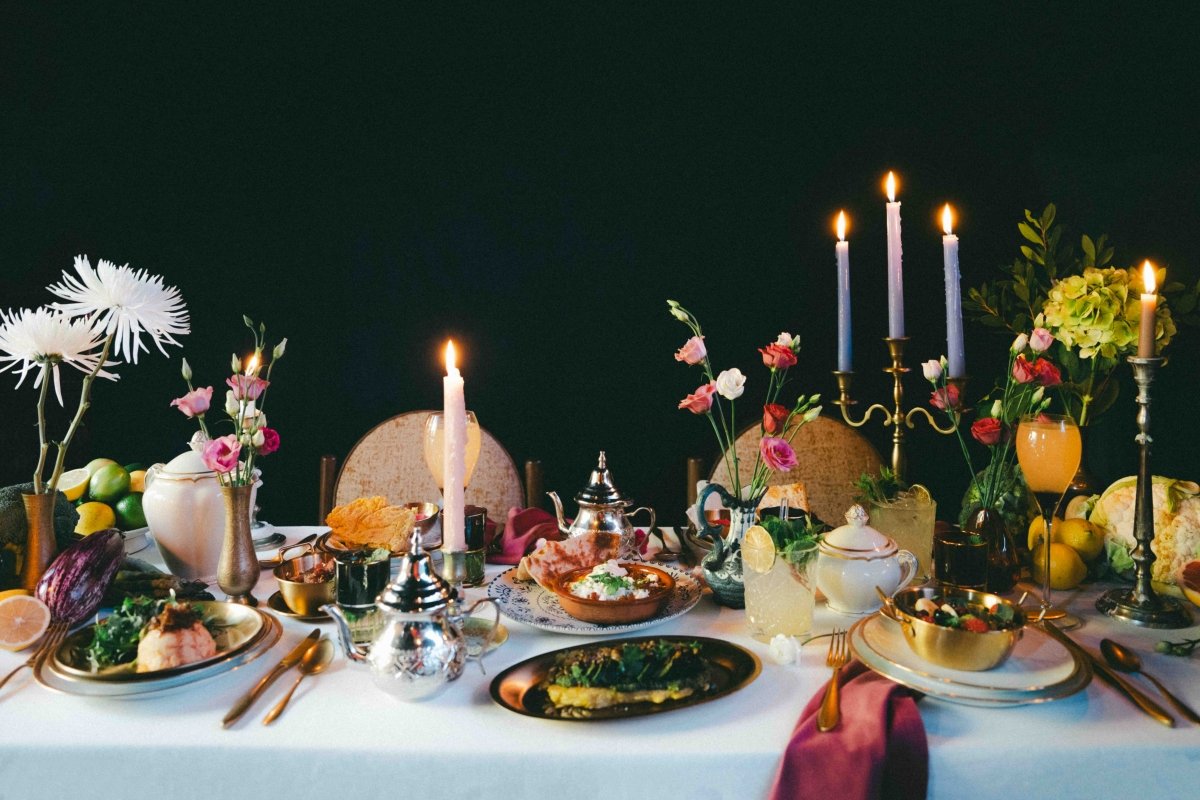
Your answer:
[261,638,334,725]
[1100,638,1200,724]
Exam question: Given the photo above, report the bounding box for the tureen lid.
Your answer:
[575,451,631,506]
[163,448,213,476]
[377,531,455,613]
[819,505,897,556]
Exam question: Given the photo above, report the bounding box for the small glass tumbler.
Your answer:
[332,549,391,643]
[933,527,988,590]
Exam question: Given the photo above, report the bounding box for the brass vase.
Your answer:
[217,485,258,606]
[20,493,58,592]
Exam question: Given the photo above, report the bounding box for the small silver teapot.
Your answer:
[323,532,499,701]
[547,451,656,559]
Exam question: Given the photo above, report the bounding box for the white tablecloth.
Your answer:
[2,526,1199,800]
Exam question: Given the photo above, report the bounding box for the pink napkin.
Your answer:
[486,507,562,564]
[769,660,927,800]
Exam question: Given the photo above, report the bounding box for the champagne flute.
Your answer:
[1015,414,1082,621]
[423,411,482,492]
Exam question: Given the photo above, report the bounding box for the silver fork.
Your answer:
[0,619,68,694]
[816,628,849,732]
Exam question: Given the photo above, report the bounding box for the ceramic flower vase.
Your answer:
[20,493,57,592]
[217,484,258,606]
[695,483,758,609]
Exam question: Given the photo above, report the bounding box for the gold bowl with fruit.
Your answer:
[881,586,1025,672]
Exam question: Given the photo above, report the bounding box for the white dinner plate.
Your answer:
[848,613,1091,706]
[487,565,703,636]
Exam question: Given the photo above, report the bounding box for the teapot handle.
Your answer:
[629,506,657,535]
[458,597,501,674]
[695,483,735,543]
[894,550,918,593]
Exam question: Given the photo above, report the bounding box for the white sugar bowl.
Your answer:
[816,505,918,616]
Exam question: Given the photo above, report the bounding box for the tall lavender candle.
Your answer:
[836,211,852,372]
[885,172,905,338]
[941,204,966,378]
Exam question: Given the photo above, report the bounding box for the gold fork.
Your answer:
[817,628,849,732]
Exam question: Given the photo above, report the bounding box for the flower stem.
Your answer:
[47,333,114,494]
[32,362,51,494]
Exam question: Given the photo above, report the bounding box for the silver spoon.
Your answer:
[1100,638,1200,724]
[261,638,334,725]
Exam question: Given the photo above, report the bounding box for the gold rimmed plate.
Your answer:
[490,635,760,721]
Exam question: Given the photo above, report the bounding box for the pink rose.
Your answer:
[170,386,213,418]
[929,384,960,410]
[760,436,799,472]
[970,417,1003,446]
[759,343,798,370]
[257,427,280,456]
[1029,328,1054,354]
[1033,358,1062,387]
[1012,355,1036,384]
[674,336,707,365]
[202,434,241,474]
[762,403,789,435]
[678,382,717,414]
[226,374,270,401]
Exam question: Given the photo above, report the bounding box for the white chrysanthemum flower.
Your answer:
[48,255,189,363]
[0,307,118,405]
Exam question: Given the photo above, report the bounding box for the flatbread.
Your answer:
[325,496,416,552]
[516,532,622,592]
[760,482,810,513]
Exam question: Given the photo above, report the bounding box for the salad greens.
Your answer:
[759,512,826,567]
[853,466,907,505]
[86,596,162,669]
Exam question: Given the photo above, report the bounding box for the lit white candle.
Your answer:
[835,211,852,372]
[442,340,467,551]
[885,172,905,338]
[1138,261,1158,358]
[942,204,966,378]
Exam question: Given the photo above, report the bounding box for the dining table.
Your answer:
[2,524,1199,800]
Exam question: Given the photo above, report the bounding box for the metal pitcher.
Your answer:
[547,451,656,559]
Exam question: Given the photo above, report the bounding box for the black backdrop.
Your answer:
[2,6,1197,527]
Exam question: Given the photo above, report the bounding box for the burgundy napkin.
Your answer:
[486,507,562,564]
[769,660,927,800]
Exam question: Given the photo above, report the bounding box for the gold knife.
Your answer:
[222,628,321,728]
[1038,621,1174,727]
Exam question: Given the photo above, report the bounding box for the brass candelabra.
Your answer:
[832,337,964,483]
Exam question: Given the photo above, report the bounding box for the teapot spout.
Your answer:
[320,604,370,664]
[546,491,570,535]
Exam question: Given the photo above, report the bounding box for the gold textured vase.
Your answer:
[20,493,58,592]
[217,485,258,606]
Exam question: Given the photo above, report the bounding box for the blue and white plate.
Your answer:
[487,565,702,635]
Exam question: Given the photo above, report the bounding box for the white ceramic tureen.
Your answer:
[815,505,918,616]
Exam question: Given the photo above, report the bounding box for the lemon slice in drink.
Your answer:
[58,468,91,502]
[742,525,777,574]
[906,484,933,504]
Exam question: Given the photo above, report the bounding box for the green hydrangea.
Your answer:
[1039,267,1176,359]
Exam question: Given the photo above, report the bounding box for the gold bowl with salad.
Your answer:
[552,561,675,625]
[882,585,1026,671]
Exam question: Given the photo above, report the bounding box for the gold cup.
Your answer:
[273,542,336,616]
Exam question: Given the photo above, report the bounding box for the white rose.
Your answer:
[776,332,800,351]
[224,390,240,417]
[715,368,746,400]
[251,428,265,448]
[769,634,799,665]
[1011,333,1029,353]
[921,359,943,381]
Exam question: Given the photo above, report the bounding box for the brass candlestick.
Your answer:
[1095,356,1192,628]
[833,337,961,483]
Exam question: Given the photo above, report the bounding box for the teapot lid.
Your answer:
[575,451,631,506]
[377,531,455,613]
[819,505,897,556]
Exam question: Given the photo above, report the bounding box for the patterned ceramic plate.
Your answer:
[487,565,702,635]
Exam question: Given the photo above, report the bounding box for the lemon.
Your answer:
[114,493,146,530]
[1056,518,1104,562]
[0,589,31,602]
[1031,542,1087,590]
[0,594,51,651]
[741,525,777,574]
[85,457,119,477]
[88,464,130,504]
[906,484,933,504]
[58,467,91,502]
[75,501,116,535]
[128,469,147,493]
[1027,516,1064,551]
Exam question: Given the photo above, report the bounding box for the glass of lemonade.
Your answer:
[868,487,936,584]
[742,525,819,642]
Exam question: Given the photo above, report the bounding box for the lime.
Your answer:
[85,458,119,477]
[57,468,91,502]
[741,525,777,574]
[89,464,130,503]
[114,493,146,531]
[123,462,147,474]
[128,469,147,493]
[75,502,116,535]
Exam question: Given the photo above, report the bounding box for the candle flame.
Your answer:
[941,204,954,235]
[885,171,897,202]
[445,339,457,372]
[836,211,846,241]
[1142,260,1157,294]
[244,353,259,376]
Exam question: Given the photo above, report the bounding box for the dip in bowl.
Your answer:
[552,561,675,625]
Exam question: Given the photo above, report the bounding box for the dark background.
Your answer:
[2,6,1197,527]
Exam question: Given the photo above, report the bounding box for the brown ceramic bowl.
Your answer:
[883,585,1026,672]
[552,563,675,625]
[273,543,336,616]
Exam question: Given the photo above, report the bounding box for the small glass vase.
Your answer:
[695,483,758,609]
[963,507,1020,594]
[20,493,58,592]
[217,484,258,606]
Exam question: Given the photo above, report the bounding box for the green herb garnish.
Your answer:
[853,466,907,505]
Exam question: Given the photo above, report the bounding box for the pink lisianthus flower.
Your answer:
[678,382,717,414]
[759,343,798,370]
[226,374,270,401]
[1029,327,1054,354]
[170,386,212,418]
[1011,355,1036,384]
[202,434,241,474]
[929,384,960,410]
[257,427,280,456]
[760,436,798,472]
[674,336,707,365]
[970,417,1003,446]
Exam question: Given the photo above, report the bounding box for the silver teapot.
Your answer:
[547,451,656,559]
[323,532,498,701]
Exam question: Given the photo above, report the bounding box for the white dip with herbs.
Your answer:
[568,560,659,600]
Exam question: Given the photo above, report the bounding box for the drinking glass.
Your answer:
[869,488,936,583]
[1016,414,1082,621]
[422,411,482,491]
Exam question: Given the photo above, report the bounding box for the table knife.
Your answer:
[1038,621,1174,727]
[222,628,321,727]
